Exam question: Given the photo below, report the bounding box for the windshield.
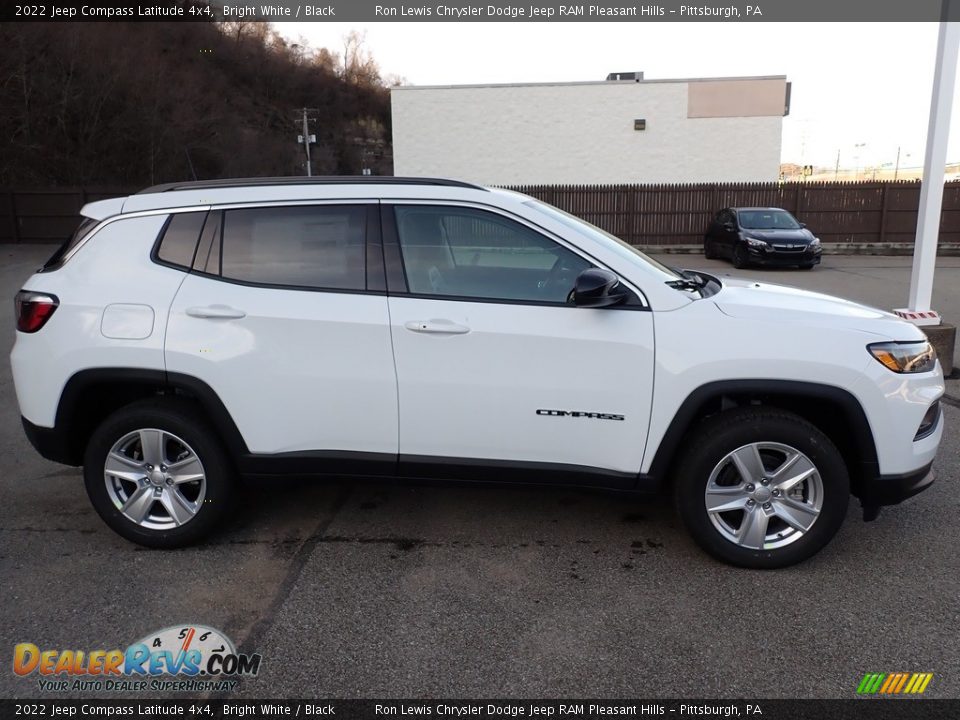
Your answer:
[522,199,684,280]
[738,209,801,230]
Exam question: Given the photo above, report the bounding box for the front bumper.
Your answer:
[748,246,822,266]
[860,462,935,509]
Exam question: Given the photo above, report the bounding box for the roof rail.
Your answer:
[136,176,487,194]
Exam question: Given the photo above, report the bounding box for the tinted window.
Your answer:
[42,216,98,271]
[157,211,206,269]
[395,206,591,303]
[219,206,366,290]
[193,210,222,275]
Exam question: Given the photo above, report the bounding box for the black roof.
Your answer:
[137,176,487,194]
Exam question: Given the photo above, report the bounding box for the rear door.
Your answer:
[164,203,398,468]
[383,202,655,485]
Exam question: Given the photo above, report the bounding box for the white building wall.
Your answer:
[391,81,783,185]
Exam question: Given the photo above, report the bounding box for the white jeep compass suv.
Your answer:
[11,177,945,568]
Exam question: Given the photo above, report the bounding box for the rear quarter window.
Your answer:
[41,216,99,271]
[154,211,208,270]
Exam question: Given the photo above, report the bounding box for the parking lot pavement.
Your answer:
[1,245,958,699]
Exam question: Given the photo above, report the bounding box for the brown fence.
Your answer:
[3,181,960,246]
[0,188,129,244]
[510,181,960,246]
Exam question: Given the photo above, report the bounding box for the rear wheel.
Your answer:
[83,399,234,548]
[674,408,849,568]
[732,243,749,269]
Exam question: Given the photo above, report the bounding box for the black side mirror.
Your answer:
[571,268,628,308]
[723,222,736,231]
[799,222,807,228]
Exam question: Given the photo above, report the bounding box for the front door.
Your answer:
[384,203,655,485]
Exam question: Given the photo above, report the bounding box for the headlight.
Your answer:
[811,237,821,247]
[868,341,937,373]
[745,237,768,248]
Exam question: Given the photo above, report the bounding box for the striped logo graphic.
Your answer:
[857,673,934,695]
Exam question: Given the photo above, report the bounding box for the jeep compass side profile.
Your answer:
[11,177,944,568]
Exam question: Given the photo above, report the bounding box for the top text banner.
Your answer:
[5,0,960,22]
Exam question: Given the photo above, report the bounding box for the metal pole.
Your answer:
[302,108,312,177]
[907,18,960,315]
[894,146,901,181]
[834,149,840,181]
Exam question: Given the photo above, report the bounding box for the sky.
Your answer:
[275,22,959,169]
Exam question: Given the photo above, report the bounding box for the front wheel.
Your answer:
[703,238,717,260]
[800,263,816,270]
[83,399,235,548]
[732,243,749,269]
[674,408,849,568]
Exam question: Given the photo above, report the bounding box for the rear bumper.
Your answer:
[859,462,935,508]
[21,416,78,466]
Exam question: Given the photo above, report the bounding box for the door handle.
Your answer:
[404,320,470,335]
[185,305,247,320]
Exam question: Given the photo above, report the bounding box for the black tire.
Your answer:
[673,407,849,569]
[703,238,716,259]
[83,398,235,548]
[800,263,816,270]
[732,243,749,269]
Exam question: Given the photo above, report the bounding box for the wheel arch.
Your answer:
[49,368,247,466]
[646,380,879,496]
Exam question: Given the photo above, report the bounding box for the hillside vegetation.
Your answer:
[0,22,392,187]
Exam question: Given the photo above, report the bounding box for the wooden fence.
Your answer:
[510,181,960,246]
[2,181,959,246]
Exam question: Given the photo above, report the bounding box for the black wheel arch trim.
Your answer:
[44,368,249,465]
[646,379,880,489]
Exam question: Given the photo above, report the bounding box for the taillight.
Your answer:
[15,290,59,333]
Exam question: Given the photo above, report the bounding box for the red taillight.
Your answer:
[15,290,59,333]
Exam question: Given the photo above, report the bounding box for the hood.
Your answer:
[713,277,926,341]
[741,228,813,243]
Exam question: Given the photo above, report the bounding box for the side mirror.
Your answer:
[723,222,736,231]
[799,222,807,229]
[571,268,628,308]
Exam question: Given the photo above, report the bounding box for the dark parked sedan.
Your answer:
[704,207,822,269]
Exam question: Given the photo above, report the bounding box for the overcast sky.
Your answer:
[276,22,959,169]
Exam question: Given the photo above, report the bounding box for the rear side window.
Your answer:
[41,216,98,271]
[156,211,207,269]
[219,205,367,291]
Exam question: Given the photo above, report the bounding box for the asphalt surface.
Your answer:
[1,246,958,700]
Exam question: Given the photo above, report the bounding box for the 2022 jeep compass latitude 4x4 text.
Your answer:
[11,177,944,568]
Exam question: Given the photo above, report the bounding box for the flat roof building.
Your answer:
[391,75,790,185]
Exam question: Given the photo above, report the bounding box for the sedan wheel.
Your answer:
[732,244,749,269]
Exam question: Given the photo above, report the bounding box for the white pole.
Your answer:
[906,19,960,317]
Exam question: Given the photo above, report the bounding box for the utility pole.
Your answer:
[296,108,320,177]
[834,149,840,181]
[893,146,901,181]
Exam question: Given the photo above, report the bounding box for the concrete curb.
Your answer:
[645,243,960,256]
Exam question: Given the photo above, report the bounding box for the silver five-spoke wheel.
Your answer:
[104,428,206,531]
[704,442,823,550]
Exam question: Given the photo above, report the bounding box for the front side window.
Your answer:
[218,205,366,290]
[394,205,591,303]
